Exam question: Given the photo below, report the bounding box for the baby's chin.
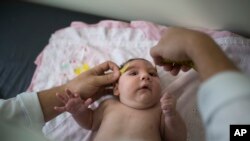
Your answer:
[121,97,159,110]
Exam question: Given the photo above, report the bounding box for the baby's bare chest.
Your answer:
[95,104,162,141]
[109,110,159,128]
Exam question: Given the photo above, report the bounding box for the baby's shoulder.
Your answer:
[98,97,119,109]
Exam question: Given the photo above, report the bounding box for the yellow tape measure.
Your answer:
[74,63,90,75]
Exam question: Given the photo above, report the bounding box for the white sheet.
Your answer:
[28,20,250,141]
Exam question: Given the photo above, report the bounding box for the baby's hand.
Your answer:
[160,93,177,117]
[54,89,92,115]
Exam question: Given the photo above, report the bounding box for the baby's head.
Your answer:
[113,58,161,109]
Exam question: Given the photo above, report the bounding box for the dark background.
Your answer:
[0,0,121,99]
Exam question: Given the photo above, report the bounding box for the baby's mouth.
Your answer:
[138,85,152,91]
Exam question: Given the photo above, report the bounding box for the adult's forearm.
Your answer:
[37,85,66,122]
[198,72,250,141]
[187,35,238,81]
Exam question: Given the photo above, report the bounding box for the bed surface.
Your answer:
[2,2,250,141]
[0,1,118,99]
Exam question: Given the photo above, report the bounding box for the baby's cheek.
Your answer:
[155,81,162,93]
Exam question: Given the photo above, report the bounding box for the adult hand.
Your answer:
[150,27,237,79]
[150,27,205,75]
[66,61,120,100]
[38,61,120,121]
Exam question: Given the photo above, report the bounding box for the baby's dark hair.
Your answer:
[119,58,151,69]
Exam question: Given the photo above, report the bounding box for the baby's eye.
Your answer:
[128,71,138,76]
[149,72,158,77]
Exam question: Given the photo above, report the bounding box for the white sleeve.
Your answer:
[0,92,45,130]
[198,71,250,141]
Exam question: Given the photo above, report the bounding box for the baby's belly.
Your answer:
[93,118,161,141]
[94,129,161,141]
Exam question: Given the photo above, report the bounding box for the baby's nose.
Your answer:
[140,73,150,80]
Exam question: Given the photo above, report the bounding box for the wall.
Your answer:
[25,0,250,37]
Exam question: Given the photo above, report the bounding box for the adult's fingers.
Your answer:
[94,72,119,87]
[150,48,165,66]
[89,61,120,86]
[170,65,181,76]
[163,64,191,75]
[181,65,191,72]
[163,65,173,71]
[162,64,181,76]
[90,61,120,76]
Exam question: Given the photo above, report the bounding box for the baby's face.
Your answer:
[114,59,161,109]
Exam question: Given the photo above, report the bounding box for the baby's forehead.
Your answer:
[126,59,155,69]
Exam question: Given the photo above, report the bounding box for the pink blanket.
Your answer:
[28,20,250,141]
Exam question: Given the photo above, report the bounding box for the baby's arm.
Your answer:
[54,89,93,129]
[160,93,187,141]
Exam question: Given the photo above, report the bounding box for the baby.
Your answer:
[55,58,187,141]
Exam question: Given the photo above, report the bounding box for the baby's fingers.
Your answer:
[84,98,93,107]
[161,102,176,117]
[161,94,176,109]
[76,98,93,112]
[54,106,66,113]
[56,93,68,104]
[161,102,173,110]
[161,93,172,101]
[73,93,81,98]
[65,89,75,98]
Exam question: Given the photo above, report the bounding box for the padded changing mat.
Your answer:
[28,20,250,141]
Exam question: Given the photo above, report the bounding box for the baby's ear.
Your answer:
[113,83,120,96]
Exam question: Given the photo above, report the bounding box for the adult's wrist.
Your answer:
[37,84,67,122]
